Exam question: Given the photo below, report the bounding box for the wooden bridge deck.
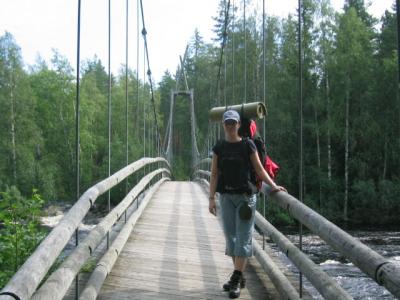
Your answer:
[97,181,282,300]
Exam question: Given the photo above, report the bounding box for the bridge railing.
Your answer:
[191,161,400,299]
[0,157,171,300]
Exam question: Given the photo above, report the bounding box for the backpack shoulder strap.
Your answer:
[241,138,253,164]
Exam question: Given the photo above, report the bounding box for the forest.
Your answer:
[159,0,400,227]
[0,0,399,287]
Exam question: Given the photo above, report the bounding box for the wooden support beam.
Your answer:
[0,157,170,300]
[255,212,352,300]
[253,241,300,300]
[192,169,211,180]
[32,169,169,300]
[263,187,400,298]
[79,178,168,300]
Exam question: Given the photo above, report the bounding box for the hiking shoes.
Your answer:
[222,271,245,298]
[222,273,246,291]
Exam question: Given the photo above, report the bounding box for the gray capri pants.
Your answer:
[219,193,257,257]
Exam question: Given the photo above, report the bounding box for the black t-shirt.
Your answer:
[212,139,257,193]
[212,138,257,158]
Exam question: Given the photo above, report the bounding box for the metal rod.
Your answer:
[397,0,400,151]
[136,0,140,139]
[107,0,112,250]
[125,0,129,194]
[244,0,246,102]
[231,0,235,104]
[215,0,231,102]
[74,1,81,298]
[224,0,227,108]
[397,0,400,87]
[298,0,304,297]
[143,41,146,177]
[139,0,162,150]
[262,0,266,250]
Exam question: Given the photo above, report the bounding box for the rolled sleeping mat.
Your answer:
[209,102,267,122]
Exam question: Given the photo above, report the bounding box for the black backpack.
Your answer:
[216,140,253,194]
[239,117,280,189]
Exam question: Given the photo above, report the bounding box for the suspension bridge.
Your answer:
[1,0,400,299]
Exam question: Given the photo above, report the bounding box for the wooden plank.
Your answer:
[97,182,280,299]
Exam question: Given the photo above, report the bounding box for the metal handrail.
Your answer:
[0,157,170,300]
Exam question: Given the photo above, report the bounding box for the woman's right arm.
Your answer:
[209,153,218,216]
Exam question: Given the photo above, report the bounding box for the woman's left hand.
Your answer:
[269,185,287,195]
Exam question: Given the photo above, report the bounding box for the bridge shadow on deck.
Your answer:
[97,181,279,299]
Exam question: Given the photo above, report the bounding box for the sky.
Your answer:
[0,0,395,83]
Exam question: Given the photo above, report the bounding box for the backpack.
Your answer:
[216,139,254,194]
[238,117,280,189]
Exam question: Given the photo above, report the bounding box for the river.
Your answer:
[268,230,400,299]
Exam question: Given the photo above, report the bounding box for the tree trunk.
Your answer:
[10,79,17,184]
[383,136,387,180]
[326,71,332,181]
[344,78,350,223]
[314,103,322,208]
[59,105,74,168]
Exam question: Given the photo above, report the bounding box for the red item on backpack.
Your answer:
[264,155,279,179]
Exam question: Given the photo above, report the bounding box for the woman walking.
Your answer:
[209,109,285,299]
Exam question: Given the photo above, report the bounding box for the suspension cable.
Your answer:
[262,0,266,143]
[125,0,129,192]
[139,0,162,150]
[244,0,247,103]
[203,0,231,157]
[74,0,81,298]
[262,0,266,249]
[214,0,231,100]
[298,0,304,297]
[232,0,235,104]
[136,0,140,142]
[143,42,146,158]
[224,0,227,106]
[224,38,227,106]
[397,0,400,149]
[107,0,112,249]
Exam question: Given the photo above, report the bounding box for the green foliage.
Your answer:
[81,257,97,273]
[0,0,399,229]
[0,187,46,288]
